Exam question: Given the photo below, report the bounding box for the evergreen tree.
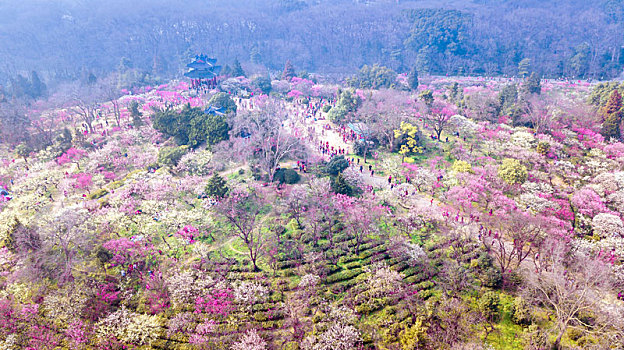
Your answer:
[328,90,361,123]
[332,173,353,196]
[57,128,73,152]
[231,59,246,77]
[603,89,622,115]
[205,173,229,198]
[298,70,310,80]
[222,64,232,77]
[153,103,230,148]
[601,90,623,140]
[348,64,396,89]
[11,74,30,98]
[523,72,541,95]
[282,60,296,81]
[325,155,350,176]
[29,71,46,98]
[253,76,272,95]
[418,89,434,107]
[208,92,237,114]
[118,57,132,72]
[158,146,188,167]
[448,82,463,103]
[498,84,518,116]
[189,112,230,149]
[408,67,419,90]
[129,101,143,127]
[87,72,97,85]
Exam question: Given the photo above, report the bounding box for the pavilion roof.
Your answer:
[347,122,371,136]
[184,68,219,79]
[204,105,225,116]
[185,55,221,79]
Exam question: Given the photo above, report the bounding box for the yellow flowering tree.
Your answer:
[394,122,423,162]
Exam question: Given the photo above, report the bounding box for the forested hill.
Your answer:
[1,0,623,83]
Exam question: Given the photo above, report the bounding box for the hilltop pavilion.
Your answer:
[184,54,221,90]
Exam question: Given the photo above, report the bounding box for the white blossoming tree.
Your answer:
[592,213,624,238]
[231,329,267,350]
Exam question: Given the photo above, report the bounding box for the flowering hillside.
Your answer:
[0,72,623,350]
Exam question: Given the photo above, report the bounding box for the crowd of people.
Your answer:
[189,78,218,94]
[318,141,347,157]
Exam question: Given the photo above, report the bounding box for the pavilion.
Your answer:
[184,54,221,90]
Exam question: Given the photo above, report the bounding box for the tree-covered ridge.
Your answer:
[1,0,623,90]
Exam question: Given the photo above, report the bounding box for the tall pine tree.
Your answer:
[332,173,353,196]
[231,59,246,78]
[523,72,541,95]
[408,67,419,91]
[282,60,295,81]
[205,173,229,198]
[601,90,623,140]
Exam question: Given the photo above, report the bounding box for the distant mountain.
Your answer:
[0,0,622,85]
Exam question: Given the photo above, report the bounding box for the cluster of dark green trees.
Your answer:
[9,71,47,100]
[151,93,234,149]
[323,155,355,196]
[327,89,362,123]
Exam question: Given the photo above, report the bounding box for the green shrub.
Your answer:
[322,104,332,113]
[88,188,109,200]
[478,291,500,322]
[356,297,387,314]
[325,268,363,283]
[418,289,434,299]
[525,325,549,349]
[342,261,362,270]
[338,255,359,264]
[208,92,237,114]
[325,155,349,175]
[347,64,396,89]
[511,297,532,325]
[479,267,502,288]
[536,141,550,155]
[328,90,360,123]
[252,76,272,95]
[576,335,597,347]
[253,312,268,322]
[157,145,188,167]
[332,173,353,196]
[273,168,300,184]
[205,173,229,198]
[399,318,428,350]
